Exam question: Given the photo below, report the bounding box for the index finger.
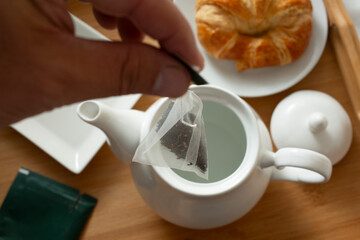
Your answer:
[88,0,204,70]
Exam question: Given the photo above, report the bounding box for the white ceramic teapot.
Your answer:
[77,85,332,229]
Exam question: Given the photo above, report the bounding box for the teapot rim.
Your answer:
[143,85,262,197]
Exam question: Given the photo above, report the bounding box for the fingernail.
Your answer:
[191,65,201,73]
[194,50,204,72]
[152,67,190,97]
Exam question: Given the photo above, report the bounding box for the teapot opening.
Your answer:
[143,85,261,196]
[78,101,100,122]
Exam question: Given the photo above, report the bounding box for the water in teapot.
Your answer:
[173,100,247,183]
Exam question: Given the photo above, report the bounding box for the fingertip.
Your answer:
[152,66,190,97]
[195,50,205,71]
[180,49,204,73]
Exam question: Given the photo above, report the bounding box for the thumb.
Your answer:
[56,36,191,104]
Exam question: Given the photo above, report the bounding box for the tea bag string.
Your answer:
[180,95,197,128]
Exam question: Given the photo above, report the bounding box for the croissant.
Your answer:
[195,0,313,71]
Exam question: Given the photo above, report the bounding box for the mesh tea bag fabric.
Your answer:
[133,91,208,179]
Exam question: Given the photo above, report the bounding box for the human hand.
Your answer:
[0,0,203,128]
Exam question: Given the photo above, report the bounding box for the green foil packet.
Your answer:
[0,168,97,240]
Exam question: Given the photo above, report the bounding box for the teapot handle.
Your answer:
[261,148,332,183]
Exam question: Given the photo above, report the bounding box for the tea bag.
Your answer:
[133,90,208,179]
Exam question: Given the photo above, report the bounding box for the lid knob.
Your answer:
[308,112,328,133]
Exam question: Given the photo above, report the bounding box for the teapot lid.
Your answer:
[270,90,352,165]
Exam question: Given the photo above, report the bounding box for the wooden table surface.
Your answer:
[1,2,360,239]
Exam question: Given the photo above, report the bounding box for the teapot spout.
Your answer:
[77,100,145,163]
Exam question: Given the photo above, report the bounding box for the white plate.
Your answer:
[12,15,141,174]
[175,0,328,97]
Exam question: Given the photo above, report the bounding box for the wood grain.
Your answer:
[324,0,360,126]
[0,1,360,239]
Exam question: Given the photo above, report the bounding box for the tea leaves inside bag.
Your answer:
[132,91,208,179]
